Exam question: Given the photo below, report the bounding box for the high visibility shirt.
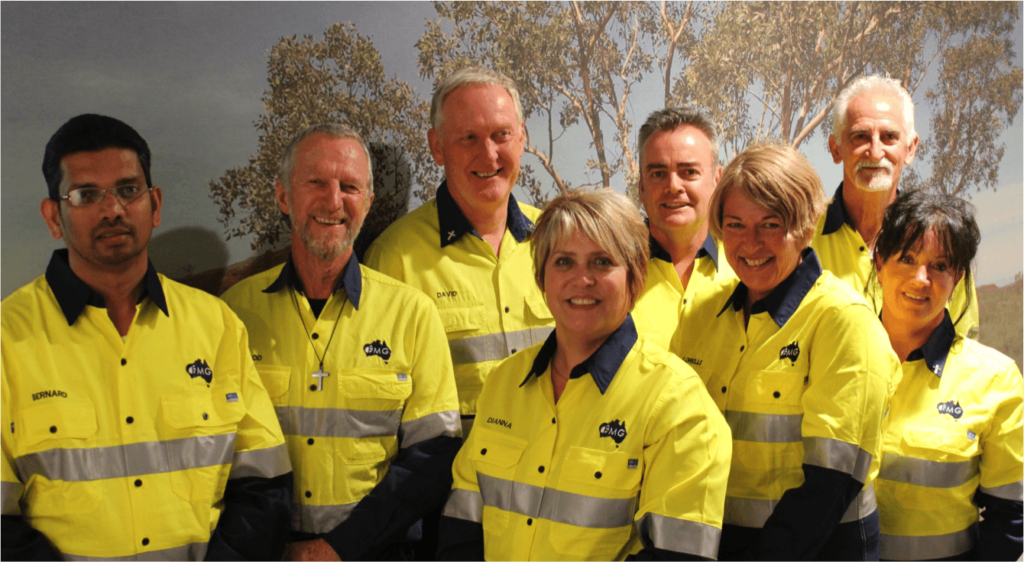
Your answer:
[440,316,732,561]
[632,233,735,350]
[221,253,462,560]
[811,182,978,339]
[365,181,554,435]
[1,250,291,561]
[877,311,1023,561]
[672,249,900,559]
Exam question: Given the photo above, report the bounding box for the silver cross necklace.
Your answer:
[290,287,347,391]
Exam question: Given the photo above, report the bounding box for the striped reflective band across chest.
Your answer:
[448,327,554,365]
[477,472,638,529]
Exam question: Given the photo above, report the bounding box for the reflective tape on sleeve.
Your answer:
[803,436,873,482]
[723,496,776,528]
[477,472,638,529]
[880,523,977,561]
[1,480,23,515]
[293,500,358,534]
[399,410,461,448]
[61,540,209,561]
[636,512,721,559]
[274,406,401,438]
[14,434,235,482]
[449,328,553,365]
[229,443,292,479]
[980,480,1023,502]
[839,485,876,523]
[443,488,484,523]
[878,453,980,489]
[724,411,803,443]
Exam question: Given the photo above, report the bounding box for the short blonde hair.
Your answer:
[532,189,649,309]
[709,144,826,244]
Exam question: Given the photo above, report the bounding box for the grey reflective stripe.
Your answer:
[229,443,292,479]
[477,472,638,529]
[878,452,980,488]
[1,481,23,515]
[839,485,876,523]
[880,523,977,560]
[636,512,721,559]
[443,488,484,523]
[293,500,358,534]
[14,434,235,482]
[723,496,775,527]
[724,411,803,443]
[449,327,553,365]
[62,541,209,561]
[980,480,1024,501]
[804,436,873,482]
[400,410,462,448]
[275,406,401,438]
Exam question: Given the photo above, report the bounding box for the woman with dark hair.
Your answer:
[872,190,1022,561]
[437,189,731,561]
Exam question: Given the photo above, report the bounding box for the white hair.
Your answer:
[430,66,524,133]
[279,123,374,195]
[832,75,917,142]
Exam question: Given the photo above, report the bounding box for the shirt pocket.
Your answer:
[746,370,806,409]
[470,428,527,535]
[525,294,554,323]
[549,447,641,557]
[16,399,100,516]
[255,364,292,406]
[335,369,412,465]
[437,304,485,336]
[161,392,245,504]
[893,424,980,509]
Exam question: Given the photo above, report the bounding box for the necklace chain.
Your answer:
[289,287,347,372]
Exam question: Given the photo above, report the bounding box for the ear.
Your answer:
[149,186,163,228]
[362,192,375,220]
[275,180,290,215]
[905,134,920,165]
[828,135,843,164]
[427,128,444,166]
[40,199,63,240]
[713,164,723,186]
[953,268,965,287]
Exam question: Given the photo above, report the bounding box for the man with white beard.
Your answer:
[812,75,978,338]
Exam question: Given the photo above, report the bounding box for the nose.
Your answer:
[668,171,685,193]
[868,134,885,161]
[481,137,500,162]
[914,264,930,284]
[97,189,126,218]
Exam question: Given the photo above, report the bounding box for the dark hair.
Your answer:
[637,106,720,168]
[874,189,980,321]
[42,114,152,200]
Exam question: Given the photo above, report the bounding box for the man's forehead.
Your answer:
[846,90,905,126]
[60,148,142,184]
[644,126,712,164]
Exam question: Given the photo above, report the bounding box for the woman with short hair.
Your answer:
[438,188,731,561]
[872,190,1022,561]
[673,144,900,560]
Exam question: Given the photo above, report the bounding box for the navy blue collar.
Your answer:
[436,180,534,247]
[45,249,168,326]
[519,314,637,395]
[906,309,955,377]
[719,248,822,328]
[263,252,362,310]
[649,231,720,270]
[821,182,855,236]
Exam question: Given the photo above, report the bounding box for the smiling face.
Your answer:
[639,125,722,240]
[428,83,525,216]
[876,228,963,333]
[276,134,374,264]
[41,147,162,270]
[829,88,919,194]
[544,232,631,348]
[721,192,808,304]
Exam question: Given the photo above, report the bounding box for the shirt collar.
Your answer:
[263,252,362,310]
[436,180,534,247]
[45,249,168,326]
[649,231,721,270]
[519,314,637,394]
[821,182,854,235]
[719,248,822,328]
[905,309,956,377]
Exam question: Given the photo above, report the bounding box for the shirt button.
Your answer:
[142,538,149,546]
[309,384,318,391]
[134,479,143,487]
[49,426,57,434]
[740,345,745,352]
[202,413,209,420]
[120,358,127,366]
[126,416,134,424]
[527,518,533,525]
[594,471,602,479]
[860,246,866,252]
[773,391,781,399]
[721,386,727,393]
[511,348,517,354]
[308,438,315,445]
[480,448,487,455]
[504,306,510,313]
[305,491,312,498]
[683,299,688,305]
[551,417,556,424]
[312,333,319,340]
[538,466,545,473]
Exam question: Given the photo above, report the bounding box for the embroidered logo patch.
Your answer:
[627,459,639,469]
[779,341,800,365]
[186,359,213,384]
[363,340,392,361]
[937,400,963,419]
[32,390,68,401]
[599,419,627,444]
[226,392,239,403]
[967,430,976,441]
[397,373,409,382]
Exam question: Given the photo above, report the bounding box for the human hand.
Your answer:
[282,539,341,561]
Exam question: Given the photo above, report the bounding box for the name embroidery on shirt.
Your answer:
[32,390,68,401]
[436,290,458,298]
[487,417,512,429]
[681,356,703,367]
[937,400,963,420]
[599,419,627,444]
[363,340,392,362]
[186,359,213,384]
[779,341,800,365]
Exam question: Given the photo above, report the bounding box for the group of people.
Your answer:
[1,65,1020,562]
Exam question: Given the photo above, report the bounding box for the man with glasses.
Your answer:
[1,114,293,560]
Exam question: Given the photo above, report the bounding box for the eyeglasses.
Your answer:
[60,185,151,207]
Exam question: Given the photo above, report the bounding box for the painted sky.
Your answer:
[3,2,1021,299]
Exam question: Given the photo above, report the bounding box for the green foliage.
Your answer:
[208,23,439,252]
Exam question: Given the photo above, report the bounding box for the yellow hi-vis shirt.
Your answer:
[1,252,290,560]
[443,316,731,561]
[877,311,1023,560]
[364,182,554,436]
[633,233,735,350]
[811,183,978,339]
[672,250,899,530]
[221,254,461,536]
